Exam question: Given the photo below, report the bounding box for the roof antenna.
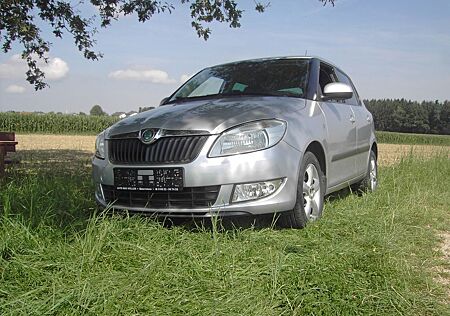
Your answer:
[305,49,308,56]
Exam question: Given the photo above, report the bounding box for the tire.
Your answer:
[357,150,378,193]
[280,151,325,229]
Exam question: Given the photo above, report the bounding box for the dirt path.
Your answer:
[435,232,450,299]
[378,143,449,165]
[16,134,96,152]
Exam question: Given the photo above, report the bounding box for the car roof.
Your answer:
[211,56,340,69]
[212,56,355,81]
[211,56,311,67]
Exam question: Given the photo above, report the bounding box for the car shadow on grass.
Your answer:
[89,186,358,232]
[7,149,93,174]
[103,206,280,231]
[1,148,358,232]
[325,186,356,202]
[0,149,95,232]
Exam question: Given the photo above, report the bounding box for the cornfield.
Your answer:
[1,113,450,147]
[0,112,119,134]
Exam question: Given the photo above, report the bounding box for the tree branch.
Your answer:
[0,0,337,90]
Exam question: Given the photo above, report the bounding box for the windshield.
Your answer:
[169,59,309,102]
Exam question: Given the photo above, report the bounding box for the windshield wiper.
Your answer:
[221,91,301,98]
[169,91,301,104]
[220,91,268,97]
[171,94,218,103]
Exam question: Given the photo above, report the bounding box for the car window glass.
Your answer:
[170,59,309,102]
[319,63,337,93]
[232,82,248,92]
[189,77,224,97]
[335,70,360,106]
[278,87,303,95]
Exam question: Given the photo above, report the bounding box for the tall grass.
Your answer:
[0,153,449,314]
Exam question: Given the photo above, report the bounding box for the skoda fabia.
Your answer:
[93,56,378,228]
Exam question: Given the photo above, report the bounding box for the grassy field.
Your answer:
[376,131,450,146]
[0,136,449,315]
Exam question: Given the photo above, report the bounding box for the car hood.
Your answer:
[106,96,306,137]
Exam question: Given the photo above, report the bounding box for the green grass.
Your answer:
[376,131,450,146]
[0,152,449,315]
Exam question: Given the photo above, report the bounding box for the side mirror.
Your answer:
[322,83,353,101]
[159,97,170,106]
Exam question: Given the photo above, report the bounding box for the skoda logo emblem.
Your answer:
[141,129,157,144]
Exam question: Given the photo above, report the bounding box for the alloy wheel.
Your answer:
[369,156,378,191]
[302,163,322,220]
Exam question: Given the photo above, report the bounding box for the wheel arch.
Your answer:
[371,141,378,159]
[305,141,327,177]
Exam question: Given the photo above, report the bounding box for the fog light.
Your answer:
[232,179,284,203]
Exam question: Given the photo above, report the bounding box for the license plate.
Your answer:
[114,168,184,191]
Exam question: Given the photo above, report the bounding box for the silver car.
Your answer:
[93,56,378,228]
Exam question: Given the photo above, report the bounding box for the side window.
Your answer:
[335,70,360,106]
[319,63,337,93]
[189,77,224,97]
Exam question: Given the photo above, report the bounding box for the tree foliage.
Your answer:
[0,0,335,90]
[365,99,449,135]
[90,104,106,116]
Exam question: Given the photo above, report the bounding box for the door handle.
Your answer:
[366,116,372,123]
[349,115,356,123]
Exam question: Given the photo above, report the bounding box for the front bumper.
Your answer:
[93,136,302,217]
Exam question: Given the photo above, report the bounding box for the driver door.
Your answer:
[317,63,358,188]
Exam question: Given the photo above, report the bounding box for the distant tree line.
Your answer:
[90,105,154,117]
[3,104,155,118]
[90,105,107,116]
[364,99,449,135]
[2,99,448,135]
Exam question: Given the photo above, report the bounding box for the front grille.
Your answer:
[108,136,208,164]
[102,185,220,209]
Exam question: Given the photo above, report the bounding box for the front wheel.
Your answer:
[279,151,325,229]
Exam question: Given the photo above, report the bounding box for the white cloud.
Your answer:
[40,57,69,80]
[5,84,26,94]
[108,68,176,84]
[0,54,69,80]
[180,74,191,83]
[0,54,25,78]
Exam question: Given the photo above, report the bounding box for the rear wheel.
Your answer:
[280,151,325,228]
[357,150,378,193]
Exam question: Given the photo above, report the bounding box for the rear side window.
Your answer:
[335,69,361,106]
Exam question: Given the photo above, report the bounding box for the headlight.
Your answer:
[95,132,106,159]
[209,119,286,157]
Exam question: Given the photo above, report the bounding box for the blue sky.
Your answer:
[1,0,449,114]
